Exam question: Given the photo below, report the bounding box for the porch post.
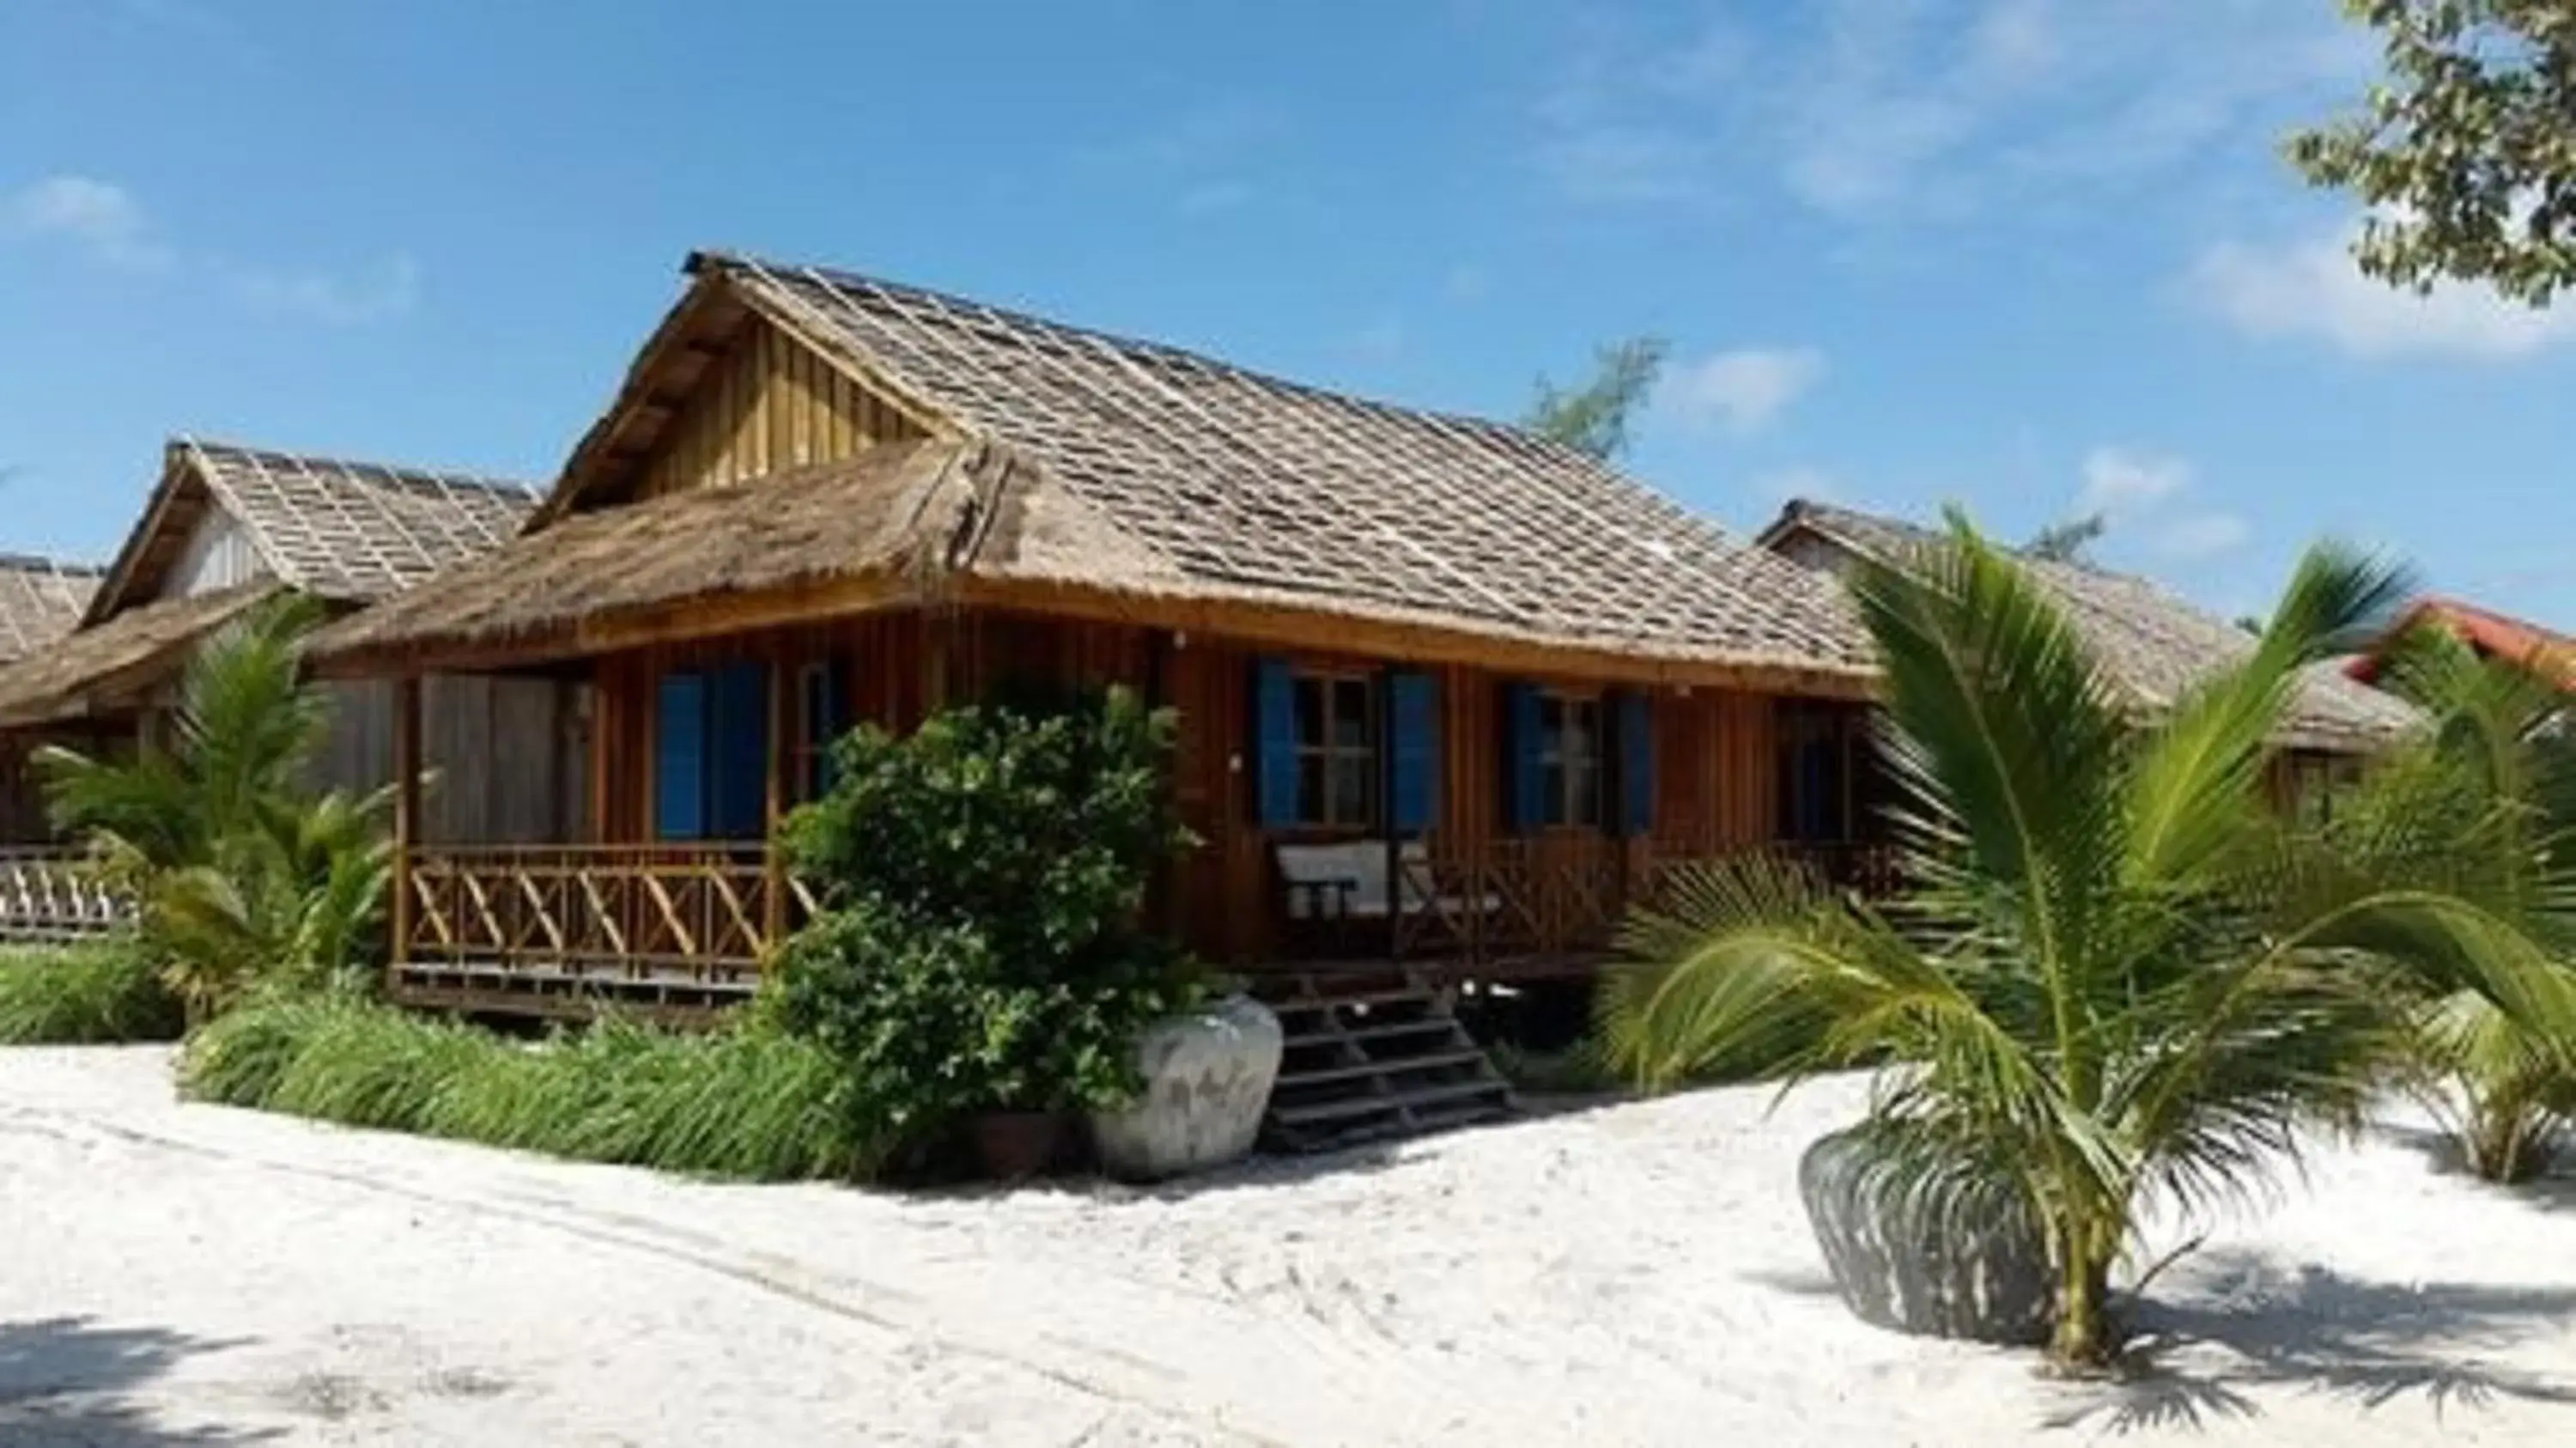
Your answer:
[392,674,422,983]
[762,659,789,952]
[1381,663,1400,965]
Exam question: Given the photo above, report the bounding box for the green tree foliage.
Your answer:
[765,687,1201,1155]
[2025,513,2107,564]
[1599,520,2576,1369]
[1523,336,1668,461]
[2340,627,2576,1181]
[39,598,392,1021]
[2289,1,2576,306]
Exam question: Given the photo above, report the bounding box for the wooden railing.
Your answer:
[1297,834,1902,976]
[0,849,131,942]
[400,844,817,995]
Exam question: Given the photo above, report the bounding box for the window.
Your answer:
[794,660,849,803]
[1778,703,1857,844]
[1537,692,1605,828]
[2287,751,2360,828]
[1292,672,1376,828]
[654,662,770,841]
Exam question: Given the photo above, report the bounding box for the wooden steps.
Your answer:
[1255,970,1514,1153]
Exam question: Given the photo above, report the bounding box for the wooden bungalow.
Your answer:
[1758,499,2421,820]
[304,251,1892,1027]
[0,554,106,845]
[0,440,588,940]
[2347,596,2576,695]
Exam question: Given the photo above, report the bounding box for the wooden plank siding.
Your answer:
[570,605,1786,971]
[633,314,927,502]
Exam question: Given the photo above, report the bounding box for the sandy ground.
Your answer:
[2,1048,2573,1446]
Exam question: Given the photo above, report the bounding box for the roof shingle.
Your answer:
[176,440,537,604]
[1759,500,2421,750]
[0,555,103,665]
[320,253,1879,681]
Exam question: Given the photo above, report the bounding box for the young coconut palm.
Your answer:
[39,596,392,1020]
[2341,629,2576,1183]
[1601,520,2576,1370]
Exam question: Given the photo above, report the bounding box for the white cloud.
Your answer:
[5,174,172,270]
[2064,444,2251,562]
[2076,446,2190,516]
[2156,511,2252,560]
[1530,0,2366,231]
[2187,228,2576,361]
[1656,347,1826,435]
[234,253,421,326]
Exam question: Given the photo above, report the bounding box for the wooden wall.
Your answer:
[630,314,927,505]
[579,605,1788,967]
[315,677,590,845]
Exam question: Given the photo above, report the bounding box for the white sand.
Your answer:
[2,1047,2572,1445]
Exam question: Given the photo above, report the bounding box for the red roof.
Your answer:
[2348,597,2576,691]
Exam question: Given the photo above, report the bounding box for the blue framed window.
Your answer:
[654,662,772,840]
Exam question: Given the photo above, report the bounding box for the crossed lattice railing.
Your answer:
[0,849,132,942]
[402,844,819,988]
[1383,834,1903,969]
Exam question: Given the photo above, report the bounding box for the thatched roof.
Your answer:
[0,555,103,665]
[0,441,537,727]
[312,253,1876,688]
[0,581,280,727]
[1759,500,2421,752]
[88,438,538,622]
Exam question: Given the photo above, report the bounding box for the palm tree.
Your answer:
[40,597,392,1020]
[2341,629,2576,1182]
[1601,520,2576,1370]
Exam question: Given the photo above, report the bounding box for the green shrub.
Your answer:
[769,686,1201,1151]
[0,938,184,1043]
[181,997,876,1181]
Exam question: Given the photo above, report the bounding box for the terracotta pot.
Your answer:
[971,1110,1066,1182]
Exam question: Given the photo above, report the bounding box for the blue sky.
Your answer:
[4,0,2571,624]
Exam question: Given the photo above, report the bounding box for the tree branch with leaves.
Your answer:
[2289,0,2576,306]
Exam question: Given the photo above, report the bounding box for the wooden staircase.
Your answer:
[1255,970,1515,1153]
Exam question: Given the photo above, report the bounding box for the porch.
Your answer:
[0,848,130,944]
[386,833,1898,1017]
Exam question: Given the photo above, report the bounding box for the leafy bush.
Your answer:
[768,686,1201,1153]
[40,598,390,1021]
[0,937,184,1043]
[182,997,875,1181]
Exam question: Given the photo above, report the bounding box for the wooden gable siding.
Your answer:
[158,511,265,600]
[631,314,927,504]
[578,605,1782,967]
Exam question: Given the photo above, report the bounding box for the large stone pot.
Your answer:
[1089,994,1284,1183]
[1798,1124,2054,1346]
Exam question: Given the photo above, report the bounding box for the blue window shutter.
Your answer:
[1617,691,1655,837]
[1504,682,1543,833]
[1253,657,1299,828]
[1388,670,1439,835]
[708,661,771,838]
[655,672,708,841]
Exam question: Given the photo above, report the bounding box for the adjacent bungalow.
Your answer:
[1758,499,2421,818]
[2346,595,2576,694]
[304,251,1891,1022]
[0,555,106,843]
[0,440,587,941]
